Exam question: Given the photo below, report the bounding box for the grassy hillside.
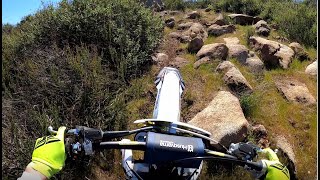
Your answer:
[2,0,317,179]
[2,0,163,179]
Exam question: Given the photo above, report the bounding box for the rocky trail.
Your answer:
[147,8,317,179]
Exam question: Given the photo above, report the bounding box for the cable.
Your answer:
[171,126,229,152]
[172,156,263,171]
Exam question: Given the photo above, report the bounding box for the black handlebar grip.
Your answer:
[77,126,103,140]
[245,160,264,171]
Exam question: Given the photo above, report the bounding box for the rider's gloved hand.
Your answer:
[27,126,67,179]
[260,148,290,180]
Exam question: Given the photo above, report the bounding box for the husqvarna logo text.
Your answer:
[160,140,194,152]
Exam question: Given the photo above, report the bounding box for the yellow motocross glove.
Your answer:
[27,126,67,179]
[261,148,290,180]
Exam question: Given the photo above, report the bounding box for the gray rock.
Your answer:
[177,22,194,30]
[180,35,192,43]
[188,37,204,53]
[254,20,270,36]
[166,21,175,28]
[168,32,181,39]
[169,31,191,43]
[274,35,289,43]
[252,124,267,137]
[228,14,261,25]
[215,60,235,73]
[153,53,169,65]
[212,13,226,26]
[188,91,249,149]
[249,51,255,57]
[305,60,317,76]
[289,42,310,61]
[193,56,210,69]
[165,16,175,28]
[196,43,228,60]
[226,44,249,63]
[165,16,175,23]
[256,27,270,37]
[184,22,208,41]
[223,67,253,95]
[254,20,268,29]
[216,61,253,95]
[168,10,181,15]
[249,36,294,69]
[245,56,265,73]
[208,24,236,36]
[275,136,297,180]
[186,11,200,19]
[275,78,316,105]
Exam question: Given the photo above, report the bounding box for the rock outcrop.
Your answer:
[177,22,194,30]
[305,60,317,76]
[188,91,249,149]
[165,17,175,28]
[211,13,227,26]
[152,53,169,65]
[188,37,203,53]
[228,14,261,25]
[208,24,236,36]
[251,124,267,138]
[196,43,228,60]
[168,32,191,43]
[225,44,249,63]
[223,67,253,95]
[245,52,264,73]
[168,32,181,39]
[186,11,200,19]
[223,37,263,72]
[249,36,294,69]
[275,136,297,180]
[193,56,210,69]
[275,78,316,105]
[216,61,253,95]
[289,42,310,61]
[216,60,235,73]
[253,20,270,36]
[183,22,208,40]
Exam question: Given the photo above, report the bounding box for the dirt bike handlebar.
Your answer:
[49,125,265,173]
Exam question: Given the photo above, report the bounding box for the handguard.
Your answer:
[228,142,261,161]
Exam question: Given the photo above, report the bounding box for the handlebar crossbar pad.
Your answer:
[144,132,205,168]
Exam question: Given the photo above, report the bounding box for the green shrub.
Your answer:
[240,94,257,117]
[163,0,186,10]
[15,0,163,80]
[214,0,262,16]
[2,0,163,178]
[271,2,317,47]
[188,0,213,9]
[207,4,214,11]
